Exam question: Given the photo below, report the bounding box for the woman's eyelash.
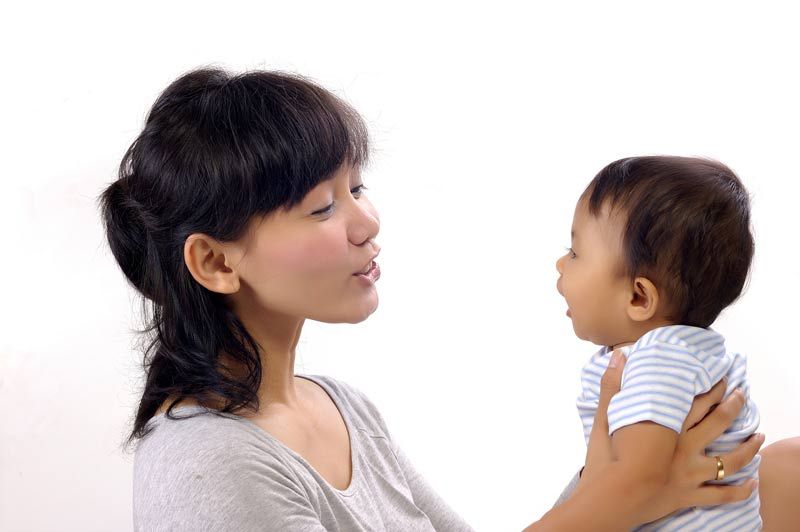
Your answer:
[312,203,334,216]
[312,186,368,216]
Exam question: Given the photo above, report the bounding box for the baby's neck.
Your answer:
[607,319,677,351]
[609,341,635,351]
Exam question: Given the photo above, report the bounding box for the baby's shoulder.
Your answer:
[632,325,725,357]
[625,325,738,390]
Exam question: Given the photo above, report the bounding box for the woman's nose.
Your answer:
[348,201,380,246]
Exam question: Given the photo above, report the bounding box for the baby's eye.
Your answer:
[565,247,577,259]
[351,184,367,198]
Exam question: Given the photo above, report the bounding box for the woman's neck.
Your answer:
[232,308,306,409]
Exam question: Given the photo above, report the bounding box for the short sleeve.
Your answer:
[551,470,581,509]
[133,414,327,532]
[607,341,711,435]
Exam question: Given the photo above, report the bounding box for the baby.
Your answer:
[556,156,761,530]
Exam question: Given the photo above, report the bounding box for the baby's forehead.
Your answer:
[574,197,626,234]
[573,199,628,259]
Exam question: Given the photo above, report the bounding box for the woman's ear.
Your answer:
[183,233,241,294]
[626,276,660,322]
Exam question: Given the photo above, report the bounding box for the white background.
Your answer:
[2,1,799,531]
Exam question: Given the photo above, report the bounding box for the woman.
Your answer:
[99,67,791,531]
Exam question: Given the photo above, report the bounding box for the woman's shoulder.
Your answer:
[133,406,297,476]
[133,407,309,504]
[137,405,247,444]
[132,406,320,531]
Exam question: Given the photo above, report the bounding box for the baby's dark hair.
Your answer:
[583,156,754,328]
[98,67,369,448]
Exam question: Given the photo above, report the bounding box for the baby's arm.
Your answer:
[539,421,679,530]
[567,421,679,527]
[608,421,679,507]
[564,342,690,524]
[532,414,678,529]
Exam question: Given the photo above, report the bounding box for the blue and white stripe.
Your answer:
[577,325,761,531]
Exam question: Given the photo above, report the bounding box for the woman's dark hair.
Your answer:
[583,155,754,329]
[98,67,369,448]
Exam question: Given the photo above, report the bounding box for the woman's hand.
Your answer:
[582,350,763,524]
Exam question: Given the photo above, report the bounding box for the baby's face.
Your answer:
[555,198,632,347]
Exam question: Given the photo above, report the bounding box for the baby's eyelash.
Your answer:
[565,246,577,258]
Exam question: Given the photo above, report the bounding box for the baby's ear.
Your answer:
[626,277,660,322]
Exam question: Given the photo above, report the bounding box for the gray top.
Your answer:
[133,374,476,531]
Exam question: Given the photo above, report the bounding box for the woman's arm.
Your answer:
[759,437,800,531]
[521,352,763,531]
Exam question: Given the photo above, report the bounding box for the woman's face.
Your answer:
[230,162,381,324]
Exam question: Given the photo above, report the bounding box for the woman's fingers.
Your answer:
[686,480,759,508]
[696,434,766,484]
[598,350,626,414]
[720,433,765,478]
[682,377,727,432]
[682,388,746,451]
[583,351,626,478]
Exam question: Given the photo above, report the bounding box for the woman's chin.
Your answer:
[314,293,379,324]
[349,293,379,323]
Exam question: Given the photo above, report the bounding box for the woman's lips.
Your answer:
[354,260,380,284]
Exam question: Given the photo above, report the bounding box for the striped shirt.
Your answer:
[577,325,761,531]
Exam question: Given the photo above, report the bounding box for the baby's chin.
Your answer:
[571,322,593,344]
[572,324,617,348]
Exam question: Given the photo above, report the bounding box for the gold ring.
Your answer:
[714,455,725,481]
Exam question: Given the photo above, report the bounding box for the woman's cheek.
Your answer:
[290,227,350,275]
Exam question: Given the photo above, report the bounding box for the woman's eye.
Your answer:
[312,203,334,216]
[312,185,367,215]
[351,184,367,198]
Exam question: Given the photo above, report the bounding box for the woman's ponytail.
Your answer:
[99,175,165,305]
